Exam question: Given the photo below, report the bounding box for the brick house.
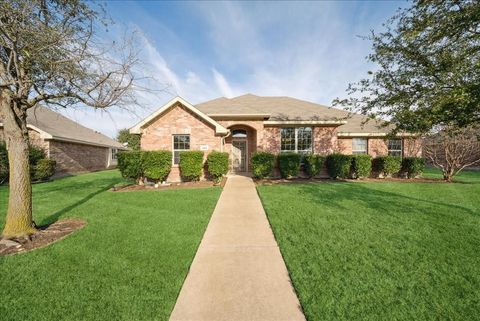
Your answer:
[131,94,422,181]
[0,105,126,175]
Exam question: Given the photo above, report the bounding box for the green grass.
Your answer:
[0,170,221,321]
[257,169,480,321]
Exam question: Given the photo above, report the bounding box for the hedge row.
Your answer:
[0,142,56,184]
[118,150,229,183]
[251,151,424,179]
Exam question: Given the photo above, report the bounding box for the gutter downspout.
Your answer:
[220,130,232,152]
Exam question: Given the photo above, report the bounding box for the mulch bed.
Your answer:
[0,218,86,256]
[112,176,227,192]
[255,176,449,186]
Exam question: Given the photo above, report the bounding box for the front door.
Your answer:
[232,140,247,172]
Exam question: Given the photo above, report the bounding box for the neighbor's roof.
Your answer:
[196,94,394,135]
[1,106,125,149]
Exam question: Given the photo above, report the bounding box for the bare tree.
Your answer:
[424,127,480,182]
[0,0,144,238]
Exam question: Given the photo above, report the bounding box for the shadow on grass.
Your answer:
[38,177,120,226]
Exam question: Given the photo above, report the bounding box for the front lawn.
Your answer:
[257,169,480,321]
[0,170,221,321]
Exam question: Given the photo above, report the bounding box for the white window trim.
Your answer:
[352,138,368,154]
[172,134,190,166]
[111,148,118,160]
[388,139,403,157]
[280,127,313,153]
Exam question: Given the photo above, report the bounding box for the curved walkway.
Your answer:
[170,175,305,321]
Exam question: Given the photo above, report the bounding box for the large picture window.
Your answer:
[352,138,368,154]
[388,139,402,157]
[280,127,312,153]
[173,134,190,165]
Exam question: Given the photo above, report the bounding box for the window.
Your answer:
[232,129,247,138]
[388,139,402,157]
[281,127,312,153]
[352,138,368,154]
[111,148,118,160]
[173,134,190,165]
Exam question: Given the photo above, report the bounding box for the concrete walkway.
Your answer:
[170,175,305,321]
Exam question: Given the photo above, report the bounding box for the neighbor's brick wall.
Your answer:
[140,103,222,181]
[0,128,49,151]
[49,140,108,174]
[313,127,337,154]
[337,138,352,154]
[404,138,422,157]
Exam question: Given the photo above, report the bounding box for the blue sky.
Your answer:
[61,0,407,137]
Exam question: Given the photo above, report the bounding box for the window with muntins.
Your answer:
[111,148,118,160]
[352,138,368,154]
[388,139,402,157]
[280,127,313,153]
[173,134,190,165]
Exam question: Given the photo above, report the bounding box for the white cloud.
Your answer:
[212,68,234,98]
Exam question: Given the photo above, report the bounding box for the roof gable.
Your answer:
[130,97,228,135]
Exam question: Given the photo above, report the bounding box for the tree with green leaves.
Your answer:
[117,128,140,150]
[335,0,480,180]
[0,0,142,238]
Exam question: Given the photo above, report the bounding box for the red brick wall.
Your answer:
[49,140,109,174]
[368,138,388,157]
[313,127,337,154]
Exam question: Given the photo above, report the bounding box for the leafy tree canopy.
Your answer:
[335,0,480,134]
[116,128,140,150]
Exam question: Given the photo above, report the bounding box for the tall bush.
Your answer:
[32,159,56,181]
[207,151,229,182]
[143,151,172,183]
[117,151,144,183]
[401,157,425,178]
[372,156,402,177]
[179,151,204,181]
[326,154,352,179]
[251,152,275,179]
[278,152,301,178]
[304,154,325,178]
[351,154,372,179]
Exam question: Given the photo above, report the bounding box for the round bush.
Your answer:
[278,152,301,178]
[251,152,275,179]
[351,154,372,179]
[117,151,144,182]
[143,151,172,182]
[304,154,325,178]
[326,154,352,179]
[401,157,425,178]
[372,156,402,177]
[207,151,229,182]
[179,151,204,181]
[33,158,56,181]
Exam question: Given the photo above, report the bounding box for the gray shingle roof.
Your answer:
[196,94,392,134]
[24,106,125,149]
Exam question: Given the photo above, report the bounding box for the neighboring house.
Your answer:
[0,105,126,175]
[131,94,422,181]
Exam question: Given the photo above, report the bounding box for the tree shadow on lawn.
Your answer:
[37,176,121,226]
[295,182,479,219]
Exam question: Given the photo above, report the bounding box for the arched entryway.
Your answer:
[225,125,257,173]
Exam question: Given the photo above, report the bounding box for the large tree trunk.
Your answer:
[1,95,37,239]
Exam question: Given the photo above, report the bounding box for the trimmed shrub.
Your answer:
[278,152,301,178]
[0,142,8,184]
[372,156,402,177]
[28,145,46,166]
[326,153,352,179]
[304,154,325,178]
[351,154,372,179]
[251,152,275,179]
[143,151,172,182]
[401,157,425,178]
[117,151,144,182]
[179,151,204,181]
[33,159,56,181]
[207,151,229,182]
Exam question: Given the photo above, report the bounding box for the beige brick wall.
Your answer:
[314,127,337,154]
[404,138,422,157]
[140,103,222,181]
[49,140,109,174]
[337,138,352,154]
[368,138,388,157]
